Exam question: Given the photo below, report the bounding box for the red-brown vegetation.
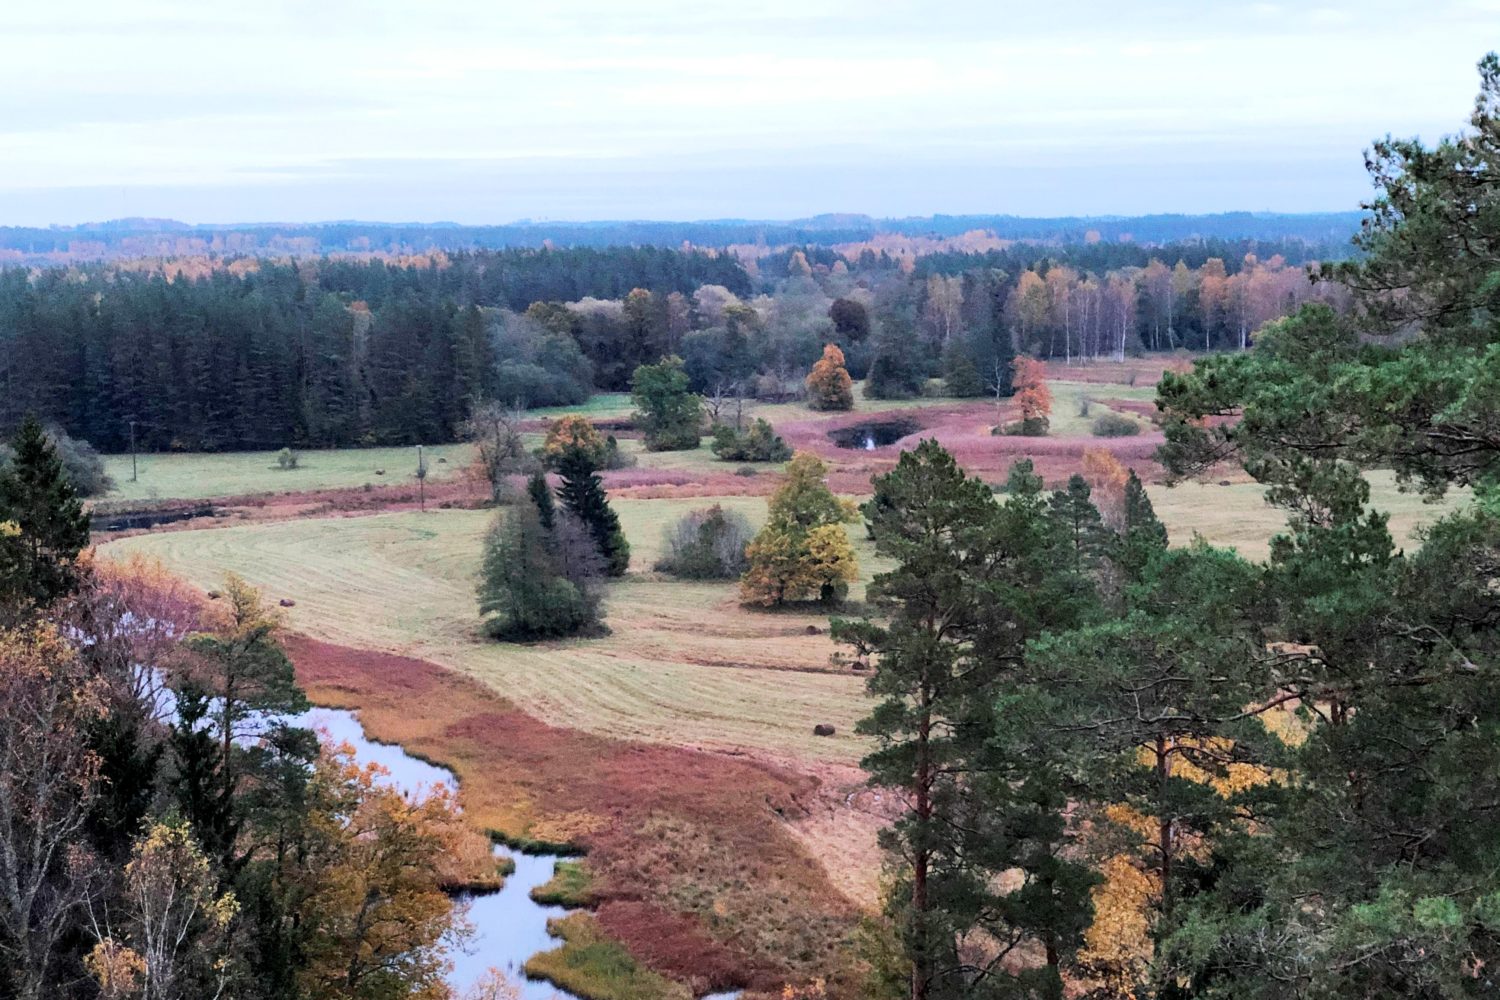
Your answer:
[284,636,863,997]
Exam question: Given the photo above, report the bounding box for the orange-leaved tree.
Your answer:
[1011,356,1052,433]
[805,344,854,411]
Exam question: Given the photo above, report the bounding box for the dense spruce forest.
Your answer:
[0,237,1339,454]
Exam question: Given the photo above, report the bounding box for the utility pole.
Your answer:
[128,418,138,482]
[416,444,426,512]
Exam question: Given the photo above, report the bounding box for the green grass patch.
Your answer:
[525,913,691,1000]
[531,860,596,907]
[101,443,473,502]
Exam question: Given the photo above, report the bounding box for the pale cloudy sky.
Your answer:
[0,1,1492,225]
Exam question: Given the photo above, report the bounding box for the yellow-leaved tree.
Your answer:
[741,452,858,606]
[296,746,476,1000]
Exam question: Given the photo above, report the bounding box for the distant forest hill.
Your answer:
[0,211,1366,262]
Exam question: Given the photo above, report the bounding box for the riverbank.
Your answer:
[285,634,869,998]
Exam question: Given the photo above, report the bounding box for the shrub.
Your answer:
[655,505,753,580]
[276,447,300,470]
[734,465,759,478]
[602,435,636,470]
[1091,412,1141,437]
[710,419,792,463]
[995,417,1051,437]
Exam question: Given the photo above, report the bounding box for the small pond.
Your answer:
[828,417,920,451]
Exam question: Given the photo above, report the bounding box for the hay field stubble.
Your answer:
[102,468,1463,767]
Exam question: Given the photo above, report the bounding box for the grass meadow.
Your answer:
[102,469,1464,766]
[102,443,474,503]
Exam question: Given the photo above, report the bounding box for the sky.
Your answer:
[0,1,1493,226]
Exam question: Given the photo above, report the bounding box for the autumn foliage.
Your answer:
[804,344,854,411]
[741,452,858,606]
[1011,356,1052,429]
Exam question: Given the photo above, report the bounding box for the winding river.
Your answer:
[296,707,586,1000]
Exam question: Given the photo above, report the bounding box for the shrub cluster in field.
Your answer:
[478,418,632,641]
[1090,412,1141,437]
[709,418,791,463]
[655,505,753,580]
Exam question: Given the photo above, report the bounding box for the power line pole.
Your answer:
[416,444,426,512]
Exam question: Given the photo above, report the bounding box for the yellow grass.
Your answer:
[106,496,879,763]
[102,470,1464,768]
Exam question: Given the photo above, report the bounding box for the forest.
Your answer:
[0,212,1362,261]
[0,236,1336,455]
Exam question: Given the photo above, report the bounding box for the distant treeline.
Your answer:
[0,247,748,452]
[0,211,1364,260]
[0,236,1340,455]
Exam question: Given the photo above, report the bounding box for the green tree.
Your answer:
[543,416,630,575]
[171,576,312,875]
[0,415,90,611]
[741,452,858,606]
[630,355,702,451]
[1146,56,1500,997]
[477,502,600,640]
[840,445,1099,999]
[527,471,555,530]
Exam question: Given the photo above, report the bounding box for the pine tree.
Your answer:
[1116,470,1168,582]
[839,446,1098,998]
[0,415,91,610]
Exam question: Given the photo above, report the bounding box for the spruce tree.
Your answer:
[0,415,91,610]
[555,452,630,577]
[1048,474,1111,578]
[527,471,555,531]
[1115,469,1169,582]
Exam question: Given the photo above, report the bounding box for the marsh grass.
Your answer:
[524,914,692,1000]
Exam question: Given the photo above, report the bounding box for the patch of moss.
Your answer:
[524,913,691,1000]
[531,859,595,907]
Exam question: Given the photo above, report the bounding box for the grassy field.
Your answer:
[101,444,473,503]
[102,469,1463,765]
[106,496,880,762]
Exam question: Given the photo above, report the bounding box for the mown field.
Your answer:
[101,443,473,502]
[103,469,1464,765]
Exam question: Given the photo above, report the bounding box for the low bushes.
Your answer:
[995,417,1050,437]
[1091,412,1141,437]
[709,419,791,463]
[655,505,753,580]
